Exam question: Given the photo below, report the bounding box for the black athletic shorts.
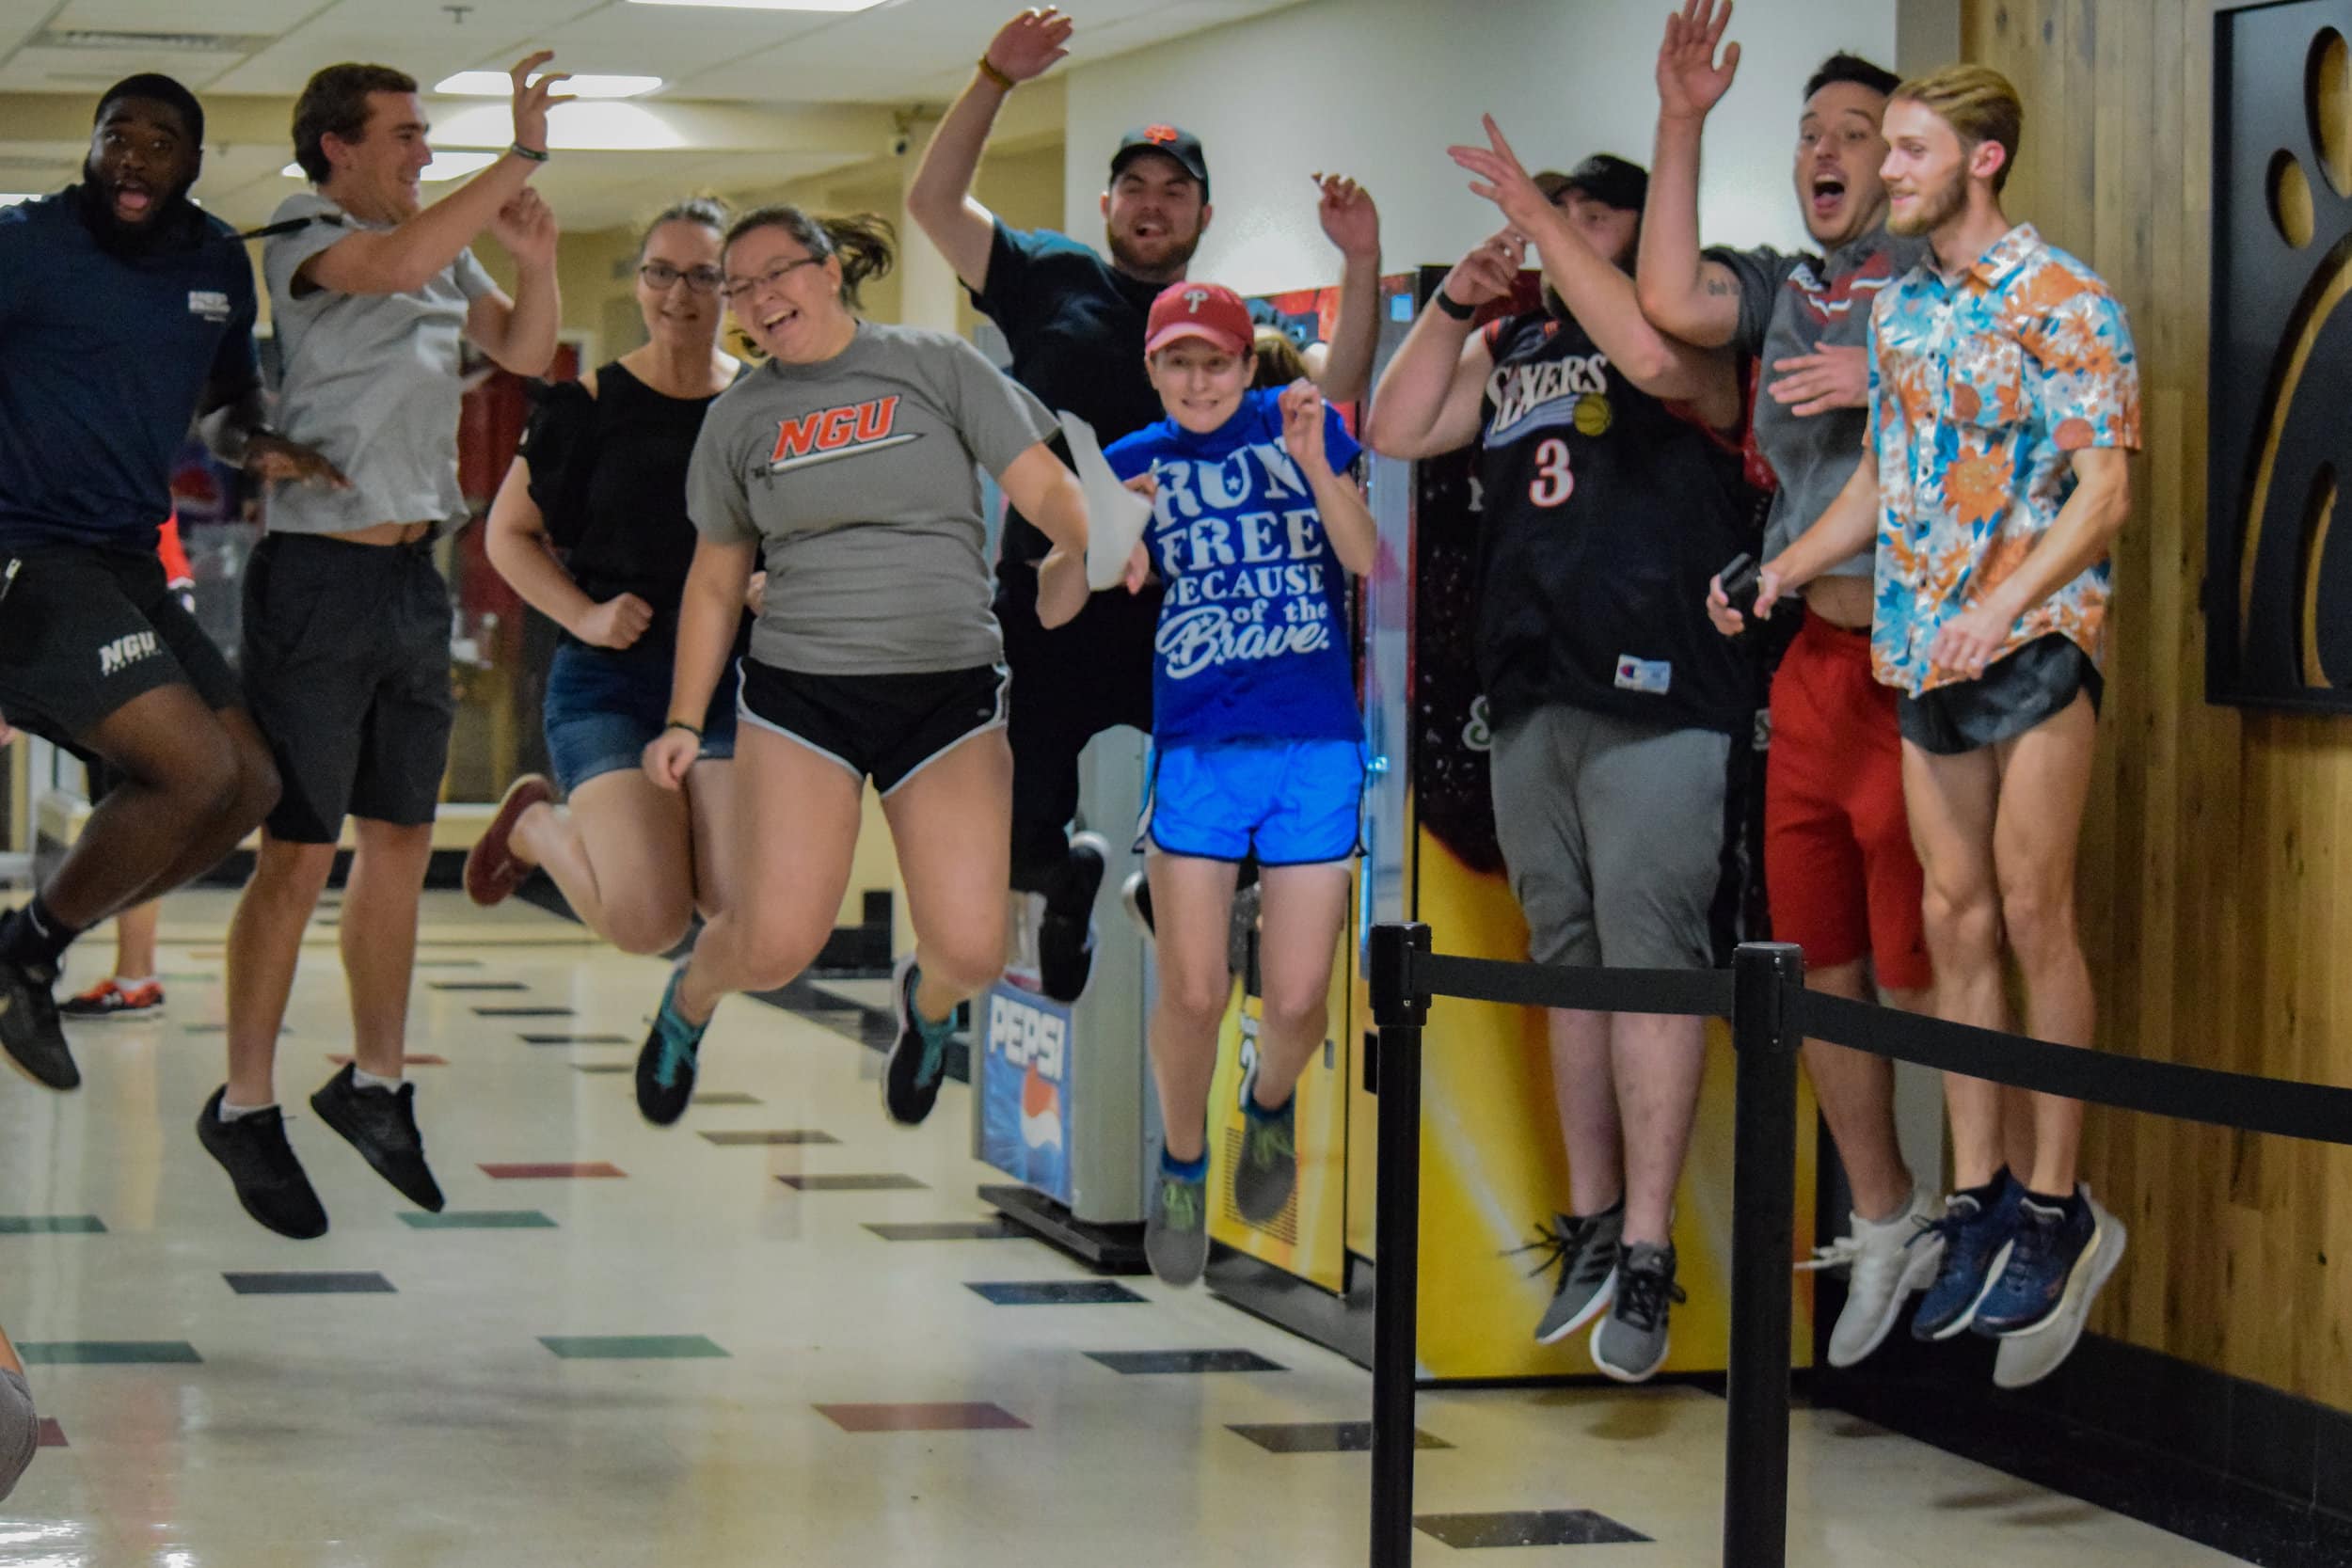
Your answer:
[0,544,241,754]
[737,658,1008,797]
[1897,634,2104,756]
[240,533,455,844]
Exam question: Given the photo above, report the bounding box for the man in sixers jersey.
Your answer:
[1637,2,1945,1371]
[908,7,1383,1004]
[0,75,338,1093]
[1368,132,1760,1384]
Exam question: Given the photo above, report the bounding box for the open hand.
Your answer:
[1767,346,1869,417]
[509,51,574,154]
[1658,0,1740,121]
[245,433,350,489]
[1448,116,1553,239]
[986,8,1073,83]
[1279,379,1329,472]
[491,187,560,268]
[1315,173,1380,261]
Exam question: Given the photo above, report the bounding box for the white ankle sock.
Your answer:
[351,1067,403,1092]
[114,974,156,990]
[217,1098,275,1122]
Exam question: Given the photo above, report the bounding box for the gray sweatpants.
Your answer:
[1488,704,1733,971]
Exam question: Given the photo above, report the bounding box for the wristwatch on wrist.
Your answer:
[1431,289,1477,322]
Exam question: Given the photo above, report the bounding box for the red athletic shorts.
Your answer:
[1763,613,1931,991]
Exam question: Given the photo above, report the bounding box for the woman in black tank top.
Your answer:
[466,198,750,990]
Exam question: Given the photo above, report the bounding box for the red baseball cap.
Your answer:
[1145,281,1253,356]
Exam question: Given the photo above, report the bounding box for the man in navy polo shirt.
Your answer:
[0,74,338,1094]
[909,7,1382,1004]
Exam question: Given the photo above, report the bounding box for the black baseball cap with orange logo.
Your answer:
[1111,124,1210,199]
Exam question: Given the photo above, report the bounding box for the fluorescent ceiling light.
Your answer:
[426,101,684,151]
[436,71,660,99]
[279,150,500,182]
[626,0,886,10]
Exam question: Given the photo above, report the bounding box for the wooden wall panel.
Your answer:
[1961,0,2352,1406]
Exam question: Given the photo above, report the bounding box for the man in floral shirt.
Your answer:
[1745,64,2138,1390]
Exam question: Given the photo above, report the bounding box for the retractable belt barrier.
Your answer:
[1360,923,2352,1568]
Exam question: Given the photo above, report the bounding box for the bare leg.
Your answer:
[675,729,861,1020]
[1248,863,1351,1107]
[1991,695,2099,1196]
[1144,852,1240,1164]
[882,731,1014,1022]
[1803,959,1915,1221]
[1549,1007,1624,1218]
[224,833,337,1106]
[342,818,433,1079]
[685,759,740,924]
[1902,738,2010,1190]
[511,769,699,955]
[1613,1010,1708,1249]
[112,901,161,980]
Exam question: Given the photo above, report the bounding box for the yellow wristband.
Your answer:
[976,55,1015,91]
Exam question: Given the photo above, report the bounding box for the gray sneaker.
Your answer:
[1232,1061,1297,1225]
[1145,1167,1210,1287]
[1592,1241,1685,1383]
[1513,1202,1623,1344]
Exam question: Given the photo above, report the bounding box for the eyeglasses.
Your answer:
[719,254,824,303]
[640,261,724,294]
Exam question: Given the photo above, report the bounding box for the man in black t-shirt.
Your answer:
[1367,132,1759,1386]
[908,6,1381,1003]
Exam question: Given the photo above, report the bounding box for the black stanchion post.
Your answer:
[1367,922,1431,1568]
[1724,941,1804,1568]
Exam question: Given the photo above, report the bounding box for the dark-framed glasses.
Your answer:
[640,261,724,293]
[719,254,824,303]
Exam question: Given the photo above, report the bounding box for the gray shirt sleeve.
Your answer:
[1703,245,1805,358]
[686,402,759,546]
[453,245,498,302]
[934,335,1057,480]
[262,196,355,302]
[0,1369,37,1502]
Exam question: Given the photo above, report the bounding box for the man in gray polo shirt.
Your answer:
[199,54,565,1241]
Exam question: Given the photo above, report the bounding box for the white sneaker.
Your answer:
[1801,1182,1944,1369]
[1992,1192,2126,1390]
[1003,891,1046,993]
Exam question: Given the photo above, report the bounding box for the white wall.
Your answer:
[1062,0,1901,294]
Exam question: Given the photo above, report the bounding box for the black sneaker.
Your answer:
[0,955,76,1090]
[310,1065,445,1212]
[635,959,707,1128]
[197,1087,327,1240]
[883,952,952,1127]
[1037,832,1106,1004]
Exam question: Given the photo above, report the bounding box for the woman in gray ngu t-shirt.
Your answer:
[0,1319,37,1502]
[644,207,1093,1107]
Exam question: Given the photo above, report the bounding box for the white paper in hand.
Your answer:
[1060,409,1153,592]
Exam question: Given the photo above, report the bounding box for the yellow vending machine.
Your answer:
[1206,270,1819,1381]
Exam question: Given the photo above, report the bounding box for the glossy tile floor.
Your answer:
[0,891,2251,1566]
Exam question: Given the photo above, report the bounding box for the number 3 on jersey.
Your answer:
[1528,436,1575,507]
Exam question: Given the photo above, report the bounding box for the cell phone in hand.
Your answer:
[1719,552,1761,620]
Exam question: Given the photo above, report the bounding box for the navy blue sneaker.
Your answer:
[1909,1172,2025,1341]
[1975,1187,2125,1354]
[635,960,708,1127]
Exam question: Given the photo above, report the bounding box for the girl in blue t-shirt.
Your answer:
[1104,281,1376,1289]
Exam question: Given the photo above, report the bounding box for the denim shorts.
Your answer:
[1139,737,1365,865]
[543,639,739,792]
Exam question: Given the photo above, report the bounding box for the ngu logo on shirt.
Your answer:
[1148,439,1336,682]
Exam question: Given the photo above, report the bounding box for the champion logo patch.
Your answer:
[187,289,232,323]
[764,396,920,474]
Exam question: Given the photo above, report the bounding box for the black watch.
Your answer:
[1431,289,1478,322]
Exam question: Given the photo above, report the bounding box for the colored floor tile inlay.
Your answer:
[520,1034,633,1045]
[481,1163,626,1180]
[18,1341,201,1365]
[1085,1349,1285,1375]
[866,1219,1021,1241]
[817,1402,1028,1433]
[698,1130,840,1147]
[1413,1510,1651,1548]
[0,1215,106,1234]
[965,1280,1145,1306]
[223,1272,396,1295]
[540,1336,728,1360]
[777,1173,927,1192]
[400,1211,557,1230]
[1228,1421,1453,1453]
[691,1091,763,1105]
[36,1418,66,1449]
[326,1053,448,1068]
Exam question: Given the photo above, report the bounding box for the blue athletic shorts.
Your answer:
[1140,737,1365,865]
[544,639,739,793]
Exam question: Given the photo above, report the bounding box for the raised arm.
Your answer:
[1362,232,1514,461]
[298,54,567,299]
[908,8,1072,293]
[464,188,561,375]
[1311,174,1383,404]
[1451,116,1739,423]
[1636,0,1746,347]
[1280,383,1375,577]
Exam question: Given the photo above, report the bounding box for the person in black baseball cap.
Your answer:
[1534,152,1649,214]
[906,7,1385,1006]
